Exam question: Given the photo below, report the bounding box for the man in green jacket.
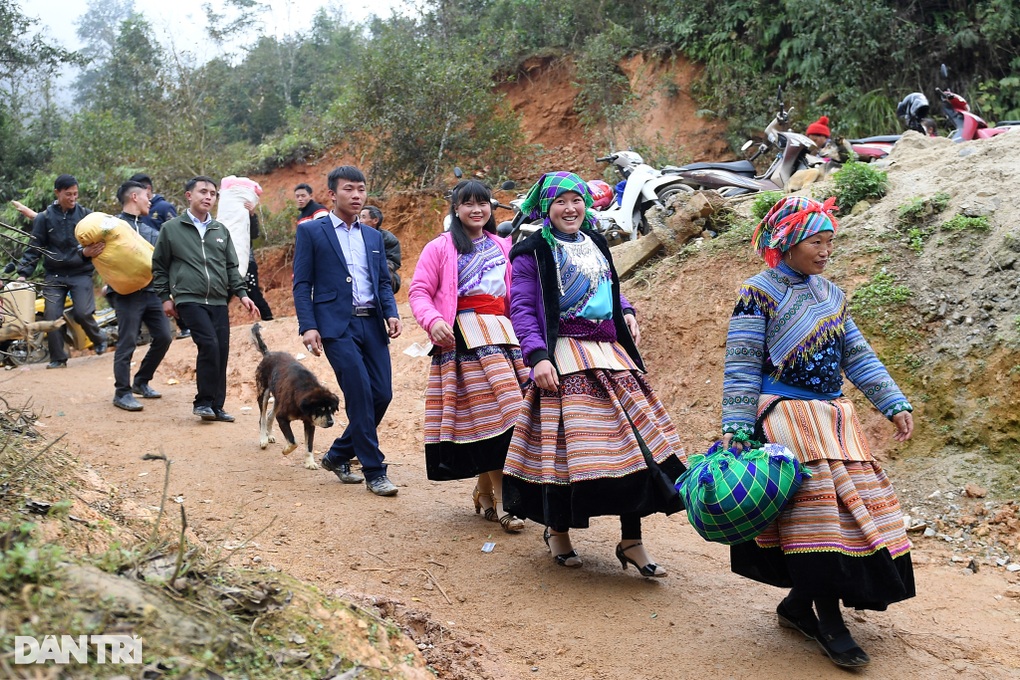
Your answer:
[151,176,260,422]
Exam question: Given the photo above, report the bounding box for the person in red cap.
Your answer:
[805,116,831,150]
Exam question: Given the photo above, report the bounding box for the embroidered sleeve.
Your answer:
[841,315,912,418]
[722,282,772,434]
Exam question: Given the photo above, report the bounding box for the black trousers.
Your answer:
[42,272,106,362]
[109,289,172,397]
[176,303,230,410]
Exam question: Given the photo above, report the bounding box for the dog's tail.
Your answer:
[251,323,270,356]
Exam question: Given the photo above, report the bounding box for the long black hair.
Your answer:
[448,179,496,255]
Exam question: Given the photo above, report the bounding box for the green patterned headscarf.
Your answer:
[519,171,597,249]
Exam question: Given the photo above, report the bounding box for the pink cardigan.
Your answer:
[408,232,513,337]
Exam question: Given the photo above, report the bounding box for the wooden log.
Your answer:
[0,318,65,342]
[612,232,663,279]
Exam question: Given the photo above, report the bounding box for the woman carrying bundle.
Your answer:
[721,195,915,668]
[409,180,528,532]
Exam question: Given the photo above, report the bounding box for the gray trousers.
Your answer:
[42,272,106,362]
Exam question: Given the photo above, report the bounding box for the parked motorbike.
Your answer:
[843,93,937,162]
[936,64,1019,142]
[662,88,822,196]
[0,267,120,366]
[500,152,693,244]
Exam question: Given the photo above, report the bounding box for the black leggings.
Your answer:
[551,514,642,539]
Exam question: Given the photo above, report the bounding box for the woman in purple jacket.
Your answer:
[503,172,687,574]
[409,180,529,532]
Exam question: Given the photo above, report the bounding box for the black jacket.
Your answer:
[381,229,402,269]
[17,203,94,278]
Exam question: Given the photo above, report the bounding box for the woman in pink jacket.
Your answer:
[409,180,529,532]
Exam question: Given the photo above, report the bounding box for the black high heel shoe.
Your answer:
[816,629,870,668]
[543,528,581,568]
[616,542,667,578]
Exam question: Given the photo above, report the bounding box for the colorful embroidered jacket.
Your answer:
[722,262,912,436]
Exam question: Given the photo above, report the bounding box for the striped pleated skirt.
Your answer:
[423,340,529,481]
[731,397,916,610]
[503,338,687,529]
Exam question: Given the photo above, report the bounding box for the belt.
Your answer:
[353,306,377,317]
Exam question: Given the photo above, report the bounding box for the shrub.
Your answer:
[750,191,784,221]
[942,214,991,231]
[833,161,887,213]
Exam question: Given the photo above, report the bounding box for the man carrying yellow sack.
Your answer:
[76,181,172,411]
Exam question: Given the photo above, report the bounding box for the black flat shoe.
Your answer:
[817,629,870,668]
[615,542,667,578]
[776,599,819,640]
[543,528,581,568]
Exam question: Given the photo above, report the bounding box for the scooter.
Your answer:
[662,88,822,196]
[844,93,938,161]
[936,64,1019,142]
[499,152,692,244]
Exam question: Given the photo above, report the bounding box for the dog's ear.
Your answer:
[328,396,340,412]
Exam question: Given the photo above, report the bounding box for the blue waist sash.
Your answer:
[761,375,841,401]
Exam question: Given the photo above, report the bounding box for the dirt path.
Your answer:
[8,312,1020,679]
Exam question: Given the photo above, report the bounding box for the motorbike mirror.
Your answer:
[741,140,755,152]
[500,180,516,190]
[453,167,463,179]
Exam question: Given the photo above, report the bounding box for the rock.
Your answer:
[1005,586,1020,599]
[964,483,988,498]
[1007,564,1020,572]
[851,200,871,215]
[613,232,664,278]
[923,527,937,538]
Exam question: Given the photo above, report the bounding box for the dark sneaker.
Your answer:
[213,409,235,423]
[46,360,67,369]
[321,457,365,484]
[177,329,191,339]
[366,476,398,496]
[193,405,217,420]
[113,394,143,411]
[132,383,162,399]
[94,341,108,355]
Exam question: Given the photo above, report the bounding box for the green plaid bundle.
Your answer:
[675,440,810,545]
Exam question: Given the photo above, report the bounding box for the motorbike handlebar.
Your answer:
[495,203,513,211]
[595,155,613,163]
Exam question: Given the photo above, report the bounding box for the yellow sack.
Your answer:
[75,213,154,295]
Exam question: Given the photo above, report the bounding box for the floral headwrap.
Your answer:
[752,196,839,268]
[518,171,598,249]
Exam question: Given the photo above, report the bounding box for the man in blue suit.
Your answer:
[293,166,402,496]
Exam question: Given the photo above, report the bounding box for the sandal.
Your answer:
[472,486,495,518]
[498,512,525,533]
[543,528,581,568]
[776,598,819,640]
[615,542,667,578]
[816,629,870,668]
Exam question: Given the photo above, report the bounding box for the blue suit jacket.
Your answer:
[293,216,399,340]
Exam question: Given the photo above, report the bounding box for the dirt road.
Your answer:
[7,313,1020,679]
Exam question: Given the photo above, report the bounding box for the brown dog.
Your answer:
[251,323,340,469]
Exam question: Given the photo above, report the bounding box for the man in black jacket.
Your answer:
[359,206,402,293]
[16,174,108,369]
[295,183,329,225]
[109,181,173,411]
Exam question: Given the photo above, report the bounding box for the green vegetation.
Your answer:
[2,0,1019,218]
[942,214,992,231]
[896,192,952,253]
[833,162,888,213]
[750,191,784,221]
[849,271,913,320]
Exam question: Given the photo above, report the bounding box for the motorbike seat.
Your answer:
[662,160,756,175]
[849,135,900,144]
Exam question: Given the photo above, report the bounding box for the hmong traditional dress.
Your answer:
[723,261,915,610]
[423,236,529,480]
[504,228,687,529]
